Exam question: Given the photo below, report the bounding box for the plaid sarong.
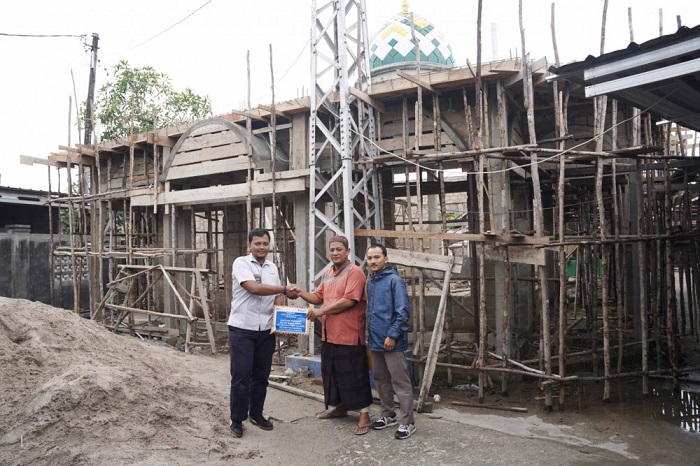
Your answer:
[321,341,373,411]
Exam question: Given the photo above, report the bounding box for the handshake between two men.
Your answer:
[285,285,325,320]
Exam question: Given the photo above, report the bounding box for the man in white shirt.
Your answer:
[228,228,296,438]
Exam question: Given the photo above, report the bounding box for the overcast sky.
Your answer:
[2,0,699,190]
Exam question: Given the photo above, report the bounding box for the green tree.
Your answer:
[95,60,212,141]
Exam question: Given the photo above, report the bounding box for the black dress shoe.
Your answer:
[230,420,243,438]
[249,415,273,431]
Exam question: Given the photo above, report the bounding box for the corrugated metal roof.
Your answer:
[0,186,51,206]
[550,25,700,132]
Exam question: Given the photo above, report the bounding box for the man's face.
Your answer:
[366,247,388,274]
[249,234,270,261]
[329,241,350,266]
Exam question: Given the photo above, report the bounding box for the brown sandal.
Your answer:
[317,410,348,419]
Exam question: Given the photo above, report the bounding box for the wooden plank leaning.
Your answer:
[195,270,217,354]
[416,251,455,412]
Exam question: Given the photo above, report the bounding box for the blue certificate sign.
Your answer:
[272,306,310,335]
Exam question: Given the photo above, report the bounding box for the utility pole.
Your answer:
[84,33,99,145]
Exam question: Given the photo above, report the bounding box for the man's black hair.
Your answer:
[367,242,387,257]
[248,228,271,243]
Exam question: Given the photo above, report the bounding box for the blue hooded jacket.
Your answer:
[366,266,410,352]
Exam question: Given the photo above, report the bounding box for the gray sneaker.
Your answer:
[395,424,416,439]
[371,414,398,430]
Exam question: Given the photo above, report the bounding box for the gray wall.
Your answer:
[0,228,88,309]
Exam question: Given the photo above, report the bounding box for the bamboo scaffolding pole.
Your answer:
[522,340,643,366]
[410,12,422,152]
[170,204,177,267]
[436,159,454,384]
[610,99,625,374]
[130,272,162,310]
[451,401,528,413]
[635,159,650,395]
[596,153,611,401]
[409,13,427,380]
[593,0,611,401]
[664,156,680,389]
[186,276,196,348]
[164,273,203,309]
[65,151,81,313]
[127,97,135,273]
[684,235,693,336]
[495,77,511,396]
[190,208,196,266]
[56,163,64,307]
[694,239,700,342]
[269,44,279,280]
[577,365,700,382]
[105,303,192,321]
[477,150,487,404]
[551,1,567,409]
[519,0,552,410]
[48,164,55,307]
[488,351,544,375]
[246,51,253,233]
[152,114,159,212]
[108,199,115,289]
[195,270,216,353]
[686,180,696,336]
[473,0,487,404]
[648,170,661,372]
[403,96,419,368]
[408,357,579,383]
[594,53,610,401]
[85,121,98,315]
[96,143,105,311]
[214,208,221,320]
[361,144,675,167]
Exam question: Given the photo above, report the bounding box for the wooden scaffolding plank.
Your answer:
[195,270,216,353]
[416,252,455,411]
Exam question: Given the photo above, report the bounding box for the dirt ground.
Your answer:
[1,297,699,465]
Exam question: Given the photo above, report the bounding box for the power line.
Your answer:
[0,32,86,38]
[124,0,214,52]
[253,38,311,105]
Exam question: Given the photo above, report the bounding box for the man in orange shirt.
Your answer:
[290,235,373,435]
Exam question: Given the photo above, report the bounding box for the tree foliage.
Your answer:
[95,60,212,141]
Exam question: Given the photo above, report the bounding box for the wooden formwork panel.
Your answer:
[166,122,252,181]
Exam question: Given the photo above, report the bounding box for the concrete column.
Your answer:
[293,193,310,352]
[427,193,440,255]
[223,205,248,312]
[8,225,31,300]
[489,161,506,354]
[628,174,641,338]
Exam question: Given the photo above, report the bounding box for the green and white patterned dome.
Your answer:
[370,1,456,73]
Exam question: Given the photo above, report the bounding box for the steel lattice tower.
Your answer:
[309,0,381,290]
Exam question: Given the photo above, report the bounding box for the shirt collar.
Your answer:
[331,259,351,273]
[247,253,269,267]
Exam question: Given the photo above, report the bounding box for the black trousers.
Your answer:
[228,325,276,422]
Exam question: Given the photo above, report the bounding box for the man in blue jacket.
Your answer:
[366,243,416,439]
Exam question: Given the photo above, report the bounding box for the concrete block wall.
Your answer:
[0,228,89,308]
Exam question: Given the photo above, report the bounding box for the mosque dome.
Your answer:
[369,1,456,73]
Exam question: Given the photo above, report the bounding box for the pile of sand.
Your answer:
[0,297,241,465]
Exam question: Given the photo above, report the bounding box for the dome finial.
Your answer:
[401,1,409,16]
